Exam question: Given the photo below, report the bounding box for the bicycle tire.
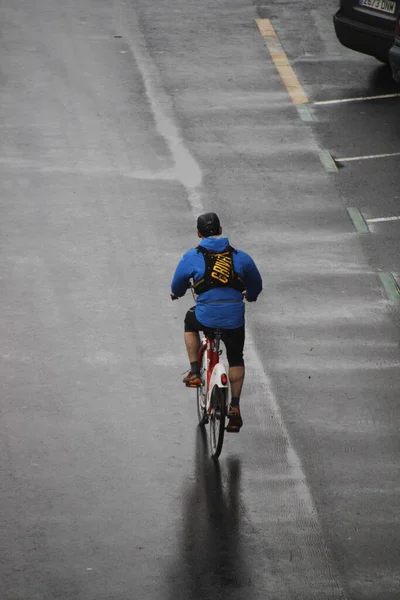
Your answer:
[196,344,208,426]
[209,385,227,460]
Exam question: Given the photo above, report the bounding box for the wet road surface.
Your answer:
[1,1,399,599]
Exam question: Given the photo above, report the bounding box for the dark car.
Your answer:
[388,11,400,80]
[334,0,399,63]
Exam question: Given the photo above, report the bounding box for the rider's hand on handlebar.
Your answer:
[242,290,257,302]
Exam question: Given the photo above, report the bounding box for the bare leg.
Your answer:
[229,366,245,399]
[184,331,200,362]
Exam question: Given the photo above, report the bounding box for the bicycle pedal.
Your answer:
[226,425,241,433]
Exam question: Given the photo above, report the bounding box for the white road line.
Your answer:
[367,216,400,223]
[336,151,400,162]
[313,93,400,106]
[115,4,203,213]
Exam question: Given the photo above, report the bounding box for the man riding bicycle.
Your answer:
[170,212,262,432]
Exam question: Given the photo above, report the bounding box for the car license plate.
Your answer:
[359,0,396,14]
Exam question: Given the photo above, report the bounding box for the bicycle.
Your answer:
[171,284,235,460]
[196,328,229,460]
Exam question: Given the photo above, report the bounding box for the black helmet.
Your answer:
[197,212,220,237]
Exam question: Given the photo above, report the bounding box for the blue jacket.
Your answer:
[171,237,262,328]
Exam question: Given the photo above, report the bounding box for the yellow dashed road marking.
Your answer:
[256,18,308,105]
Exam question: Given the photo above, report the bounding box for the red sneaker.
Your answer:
[226,406,243,432]
[182,371,201,388]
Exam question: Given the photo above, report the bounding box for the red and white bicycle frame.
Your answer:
[198,333,229,414]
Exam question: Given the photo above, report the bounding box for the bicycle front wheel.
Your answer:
[209,385,227,460]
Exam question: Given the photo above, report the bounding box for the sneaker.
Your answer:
[226,406,243,432]
[182,370,201,388]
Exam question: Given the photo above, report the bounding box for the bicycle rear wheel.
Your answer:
[196,345,208,426]
[209,385,227,460]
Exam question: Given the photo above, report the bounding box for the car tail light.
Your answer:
[221,373,228,385]
[396,14,400,36]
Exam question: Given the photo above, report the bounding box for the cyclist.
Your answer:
[170,212,262,432]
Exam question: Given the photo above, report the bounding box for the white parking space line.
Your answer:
[367,216,400,223]
[313,93,400,106]
[336,151,400,162]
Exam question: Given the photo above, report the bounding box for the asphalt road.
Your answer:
[1,1,399,599]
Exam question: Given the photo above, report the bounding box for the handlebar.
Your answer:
[171,287,256,302]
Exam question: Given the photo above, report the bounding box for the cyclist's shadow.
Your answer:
[168,427,250,599]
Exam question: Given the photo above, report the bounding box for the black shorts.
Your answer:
[184,307,245,368]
